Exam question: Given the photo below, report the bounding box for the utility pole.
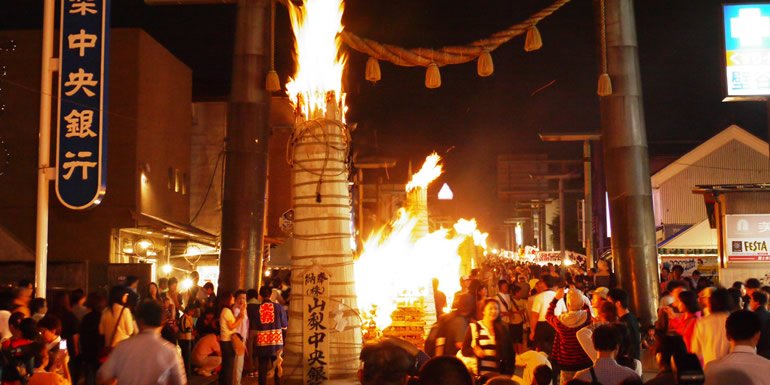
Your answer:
[219,0,271,292]
[595,0,659,325]
[35,0,56,298]
[539,133,601,268]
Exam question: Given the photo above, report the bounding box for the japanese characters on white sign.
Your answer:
[56,0,110,209]
[725,214,770,262]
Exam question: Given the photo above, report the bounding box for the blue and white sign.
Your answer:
[723,4,770,98]
[56,0,110,209]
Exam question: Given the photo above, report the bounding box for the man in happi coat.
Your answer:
[253,286,288,385]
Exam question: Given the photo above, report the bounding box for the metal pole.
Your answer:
[35,0,56,298]
[596,0,659,325]
[559,178,565,260]
[219,0,271,292]
[583,140,594,268]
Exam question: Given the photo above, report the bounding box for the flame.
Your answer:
[406,153,443,192]
[454,218,489,250]
[355,209,465,329]
[286,0,346,119]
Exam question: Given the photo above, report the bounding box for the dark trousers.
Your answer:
[220,341,235,385]
[83,360,99,385]
[179,339,193,376]
[258,356,279,385]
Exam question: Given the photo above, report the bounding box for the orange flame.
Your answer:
[406,153,443,192]
[286,0,346,120]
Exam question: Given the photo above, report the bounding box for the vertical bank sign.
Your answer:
[56,0,110,209]
[723,3,770,99]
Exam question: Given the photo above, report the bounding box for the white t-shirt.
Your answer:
[220,307,237,342]
[531,290,556,322]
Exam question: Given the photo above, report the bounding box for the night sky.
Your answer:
[1,0,768,240]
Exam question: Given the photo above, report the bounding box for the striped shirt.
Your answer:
[470,321,500,376]
[545,298,593,371]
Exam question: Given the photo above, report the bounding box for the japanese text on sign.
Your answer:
[56,0,110,209]
[723,4,770,98]
[303,266,330,385]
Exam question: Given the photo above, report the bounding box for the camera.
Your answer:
[59,339,67,351]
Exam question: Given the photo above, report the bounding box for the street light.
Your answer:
[539,132,601,268]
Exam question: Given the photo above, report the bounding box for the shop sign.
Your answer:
[722,4,770,99]
[725,214,770,262]
[56,0,110,209]
[302,264,330,385]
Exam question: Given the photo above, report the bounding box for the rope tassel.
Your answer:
[425,63,441,89]
[597,73,612,96]
[477,50,494,77]
[365,56,381,83]
[525,26,543,52]
[266,70,281,92]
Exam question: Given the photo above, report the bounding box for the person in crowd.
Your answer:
[530,275,557,355]
[358,339,414,385]
[70,290,88,322]
[79,292,105,385]
[641,326,656,351]
[607,289,640,361]
[418,356,474,385]
[573,325,640,385]
[192,330,221,377]
[98,285,136,350]
[546,287,593,384]
[48,291,80,384]
[589,287,609,318]
[0,291,14,341]
[691,288,733,366]
[461,298,515,381]
[97,300,186,385]
[533,364,554,385]
[232,290,249,385]
[698,287,715,316]
[593,260,613,288]
[28,342,71,385]
[577,301,617,362]
[664,290,701,351]
[495,280,514,337]
[427,293,474,357]
[511,350,551,385]
[195,309,219,338]
[166,277,183,312]
[670,265,684,283]
[644,334,687,385]
[124,275,140,309]
[158,277,169,298]
[659,267,670,293]
[704,310,770,385]
[687,271,701,291]
[29,298,46,322]
[185,271,207,310]
[3,312,34,350]
[147,282,163,305]
[218,290,245,385]
[245,288,260,376]
[160,296,179,345]
[510,282,529,354]
[252,286,287,385]
[485,377,518,385]
[746,278,761,307]
[475,285,490,320]
[614,323,643,376]
[178,304,196,377]
[656,280,688,333]
[751,290,770,359]
[12,286,32,318]
[729,283,745,311]
[202,282,217,312]
[433,278,448,318]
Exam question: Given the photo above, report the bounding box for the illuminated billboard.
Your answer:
[723,3,770,100]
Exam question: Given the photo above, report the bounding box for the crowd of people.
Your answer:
[363,258,770,385]
[0,272,292,385]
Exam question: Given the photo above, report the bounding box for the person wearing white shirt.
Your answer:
[97,301,186,385]
[232,290,250,385]
[511,350,551,385]
[691,288,733,366]
[530,276,557,355]
[704,310,770,385]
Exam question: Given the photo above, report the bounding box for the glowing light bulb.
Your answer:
[162,264,173,274]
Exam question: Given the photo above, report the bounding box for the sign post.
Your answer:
[56,0,110,209]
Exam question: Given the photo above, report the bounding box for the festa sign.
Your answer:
[725,214,770,262]
[56,0,110,209]
[722,4,770,99]
[303,264,330,385]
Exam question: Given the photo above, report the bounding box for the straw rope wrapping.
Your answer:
[340,0,572,68]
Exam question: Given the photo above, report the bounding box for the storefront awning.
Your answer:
[134,212,219,247]
[658,219,718,255]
